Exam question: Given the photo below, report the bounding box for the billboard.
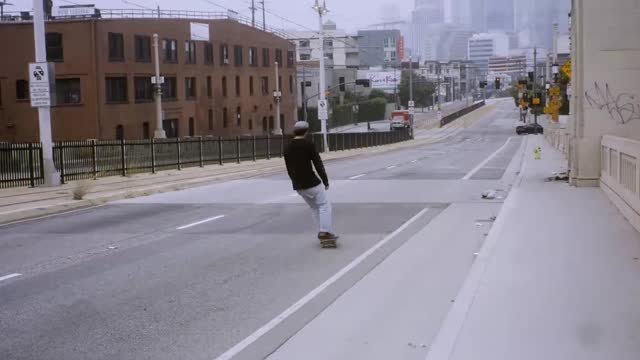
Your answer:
[357,70,399,92]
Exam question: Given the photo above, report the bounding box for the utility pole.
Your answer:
[533,46,538,126]
[409,55,414,138]
[274,61,282,135]
[313,0,329,152]
[32,0,60,186]
[260,0,266,31]
[302,66,308,122]
[250,0,256,27]
[152,34,166,139]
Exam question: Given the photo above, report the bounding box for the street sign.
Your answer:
[318,99,328,120]
[29,62,55,108]
[408,100,415,107]
[151,76,165,84]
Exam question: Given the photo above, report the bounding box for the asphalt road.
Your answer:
[0,99,522,360]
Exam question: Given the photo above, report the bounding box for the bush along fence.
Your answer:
[0,129,411,189]
[440,100,485,127]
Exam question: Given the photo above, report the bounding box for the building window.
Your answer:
[278,76,282,93]
[206,76,212,98]
[234,45,243,66]
[269,116,274,130]
[185,77,196,99]
[135,35,151,62]
[143,122,150,139]
[287,49,295,67]
[56,78,81,105]
[262,48,270,67]
[261,76,269,96]
[185,40,196,64]
[235,76,241,96]
[134,76,153,102]
[249,47,257,66]
[249,117,253,130]
[115,125,124,140]
[105,77,128,103]
[163,119,179,138]
[249,76,254,96]
[280,114,285,131]
[222,76,227,97]
[300,53,311,61]
[46,32,63,62]
[220,44,229,65]
[189,117,195,137]
[223,107,228,128]
[275,49,283,66]
[383,37,396,48]
[323,39,333,48]
[299,40,310,48]
[15,80,29,100]
[204,42,214,65]
[289,75,293,94]
[208,108,214,130]
[262,117,267,132]
[326,53,334,60]
[236,106,241,127]
[161,76,177,100]
[108,32,124,62]
[162,39,178,63]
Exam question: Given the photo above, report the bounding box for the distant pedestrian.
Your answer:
[284,121,339,248]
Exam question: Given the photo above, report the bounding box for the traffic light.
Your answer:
[479,80,488,88]
[339,77,346,92]
[495,77,501,90]
[528,72,534,82]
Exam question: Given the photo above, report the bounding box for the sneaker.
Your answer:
[318,232,340,240]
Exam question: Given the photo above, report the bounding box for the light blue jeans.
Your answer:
[297,184,332,233]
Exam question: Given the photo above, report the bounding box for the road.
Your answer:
[0,99,522,360]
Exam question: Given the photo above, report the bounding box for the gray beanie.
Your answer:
[294,121,310,130]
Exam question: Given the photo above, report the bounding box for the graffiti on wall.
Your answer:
[585,82,640,124]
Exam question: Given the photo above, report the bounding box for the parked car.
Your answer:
[516,123,544,135]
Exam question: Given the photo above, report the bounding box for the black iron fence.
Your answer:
[1,129,411,189]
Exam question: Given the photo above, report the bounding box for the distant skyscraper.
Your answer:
[450,0,472,27]
[515,0,570,49]
[486,0,515,32]
[414,0,446,24]
[470,0,486,32]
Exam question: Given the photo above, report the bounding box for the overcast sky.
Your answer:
[13,0,416,32]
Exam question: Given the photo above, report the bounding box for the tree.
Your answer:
[368,89,387,100]
[398,70,435,108]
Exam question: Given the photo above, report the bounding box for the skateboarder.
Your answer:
[284,121,339,247]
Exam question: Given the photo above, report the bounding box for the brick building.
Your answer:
[0,12,297,142]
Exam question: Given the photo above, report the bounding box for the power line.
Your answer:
[121,0,154,10]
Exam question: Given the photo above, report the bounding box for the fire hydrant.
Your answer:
[534,146,542,160]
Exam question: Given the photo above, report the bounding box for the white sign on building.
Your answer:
[53,5,95,17]
[357,70,399,92]
[190,23,210,41]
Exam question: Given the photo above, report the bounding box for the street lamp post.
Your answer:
[152,34,166,139]
[32,0,60,186]
[409,55,414,139]
[273,61,282,135]
[313,0,329,152]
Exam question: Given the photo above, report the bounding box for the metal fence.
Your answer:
[0,129,411,189]
[440,101,486,127]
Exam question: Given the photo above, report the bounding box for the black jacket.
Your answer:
[284,138,329,190]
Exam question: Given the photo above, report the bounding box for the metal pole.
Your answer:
[274,61,282,135]
[409,55,414,139]
[250,0,256,27]
[152,34,166,139]
[314,0,329,152]
[32,0,60,186]
[303,66,308,122]
[261,0,266,31]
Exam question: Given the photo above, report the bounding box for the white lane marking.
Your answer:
[288,193,299,197]
[461,137,513,180]
[0,273,22,282]
[411,160,418,163]
[386,165,397,169]
[213,207,430,360]
[348,174,366,180]
[176,215,225,230]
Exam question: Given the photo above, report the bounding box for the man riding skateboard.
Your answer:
[284,121,339,248]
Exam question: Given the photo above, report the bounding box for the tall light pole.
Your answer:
[32,0,60,186]
[313,0,329,152]
[409,55,414,139]
[152,34,166,139]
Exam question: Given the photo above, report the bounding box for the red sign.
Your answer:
[397,36,404,61]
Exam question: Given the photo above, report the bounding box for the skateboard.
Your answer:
[320,238,338,248]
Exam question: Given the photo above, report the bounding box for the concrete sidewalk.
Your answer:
[427,135,640,360]
[0,104,490,224]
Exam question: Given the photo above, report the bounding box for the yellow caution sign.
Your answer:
[533,98,541,105]
[561,60,571,79]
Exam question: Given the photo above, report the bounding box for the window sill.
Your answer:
[106,101,129,105]
[185,97,196,101]
[54,102,84,107]
[135,99,154,104]
[16,99,30,103]
[109,58,125,62]
[136,59,152,63]
[163,61,178,64]
[161,98,178,102]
